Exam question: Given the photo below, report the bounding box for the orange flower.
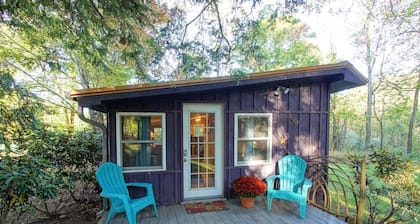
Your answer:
[232,176,267,198]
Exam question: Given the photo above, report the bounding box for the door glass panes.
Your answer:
[207,144,215,157]
[190,112,216,189]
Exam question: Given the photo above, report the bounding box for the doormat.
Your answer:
[184,200,228,214]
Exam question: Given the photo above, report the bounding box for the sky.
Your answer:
[296,1,367,75]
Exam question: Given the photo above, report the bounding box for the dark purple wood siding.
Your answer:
[106,81,330,205]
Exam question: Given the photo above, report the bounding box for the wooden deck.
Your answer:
[98,197,346,224]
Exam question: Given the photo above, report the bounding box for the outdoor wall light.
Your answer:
[273,86,290,96]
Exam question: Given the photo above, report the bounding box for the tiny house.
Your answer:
[71,61,367,205]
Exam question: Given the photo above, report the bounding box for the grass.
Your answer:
[326,163,359,219]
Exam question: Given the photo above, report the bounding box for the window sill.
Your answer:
[122,167,166,173]
[235,160,272,167]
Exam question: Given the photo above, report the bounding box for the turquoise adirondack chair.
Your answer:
[96,162,159,224]
[266,155,312,219]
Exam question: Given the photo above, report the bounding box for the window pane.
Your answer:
[207,144,215,157]
[122,116,139,140]
[207,128,215,142]
[237,140,253,161]
[191,159,199,174]
[151,144,162,166]
[120,114,164,170]
[208,174,215,187]
[235,113,271,165]
[237,116,269,138]
[200,174,208,187]
[151,116,162,142]
[123,143,162,167]
[237,140,269,162]
[199,159,207,172]
[191,144,198,158]
[208,159,215,172]
[190,112,199,127]
[191,174,199,189]
[199,144,205,157]
[208,113,215,127]
[253,140,269,160]
[253,117,269,137]
[238,117,249,138]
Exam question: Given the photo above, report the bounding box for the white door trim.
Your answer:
[183,103,224,199]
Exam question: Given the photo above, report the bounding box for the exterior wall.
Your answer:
[106,81,330,205]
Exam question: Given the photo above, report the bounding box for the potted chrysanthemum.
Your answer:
[232,175,267,208]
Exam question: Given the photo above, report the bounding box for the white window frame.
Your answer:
[234,113,272,166]
[116,112,166,173]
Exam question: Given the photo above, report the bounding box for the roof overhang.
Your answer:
[71,61,367,112]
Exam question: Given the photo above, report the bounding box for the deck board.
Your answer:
[99,197,347,224]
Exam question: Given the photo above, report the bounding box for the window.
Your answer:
[234,113,272,166]
[116,112,166,172]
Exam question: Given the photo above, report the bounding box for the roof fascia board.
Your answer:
[74,70,346,108]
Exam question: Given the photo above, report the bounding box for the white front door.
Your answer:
[183,103,223,199]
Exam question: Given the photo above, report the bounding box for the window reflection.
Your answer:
[235,114,272,166]
[119,114,165,171]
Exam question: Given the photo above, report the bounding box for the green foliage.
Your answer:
[330,150,419,223]
[348,152,365,185]
[0,152,58,221]
[0,127,101,221]
[369,148,405,180]
[365,148,420,223]
[330,71,419,153]
[232,14,321,72]
[27,129,102,188]
[0,70,43,147]
[1,0,167,87]
[230,68,251,80]
[0,72,101,221]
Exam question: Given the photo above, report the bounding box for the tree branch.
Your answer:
[389,1,419,37]
[0,30,42,59]
[1,58,75,110]
[213,0,232,62]
[89,0,104,20]
[181,1,213,45]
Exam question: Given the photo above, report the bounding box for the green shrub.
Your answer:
[0,152,58,222]
[26,128,101,189]
[365,148,420,223]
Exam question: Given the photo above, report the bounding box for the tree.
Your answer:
[407,73,419,155]
[1,0,167,86]
[0,69,57,222]
[1,0,319,128]
[0,69,101,222]
[353,0,384,157]
[1,0,169,129]
[330,89,367,152]
[352,0,419,156]
[0,68,42,147]
[381,0,419,155]
[232,14,321,72]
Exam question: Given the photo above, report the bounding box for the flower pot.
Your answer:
[239,196,254,208]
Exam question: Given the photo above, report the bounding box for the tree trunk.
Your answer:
[407,72,419,156]
[374,96,385,149]
[365,45,373,157]
[357,159,367,224]
[363,0,378,158]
